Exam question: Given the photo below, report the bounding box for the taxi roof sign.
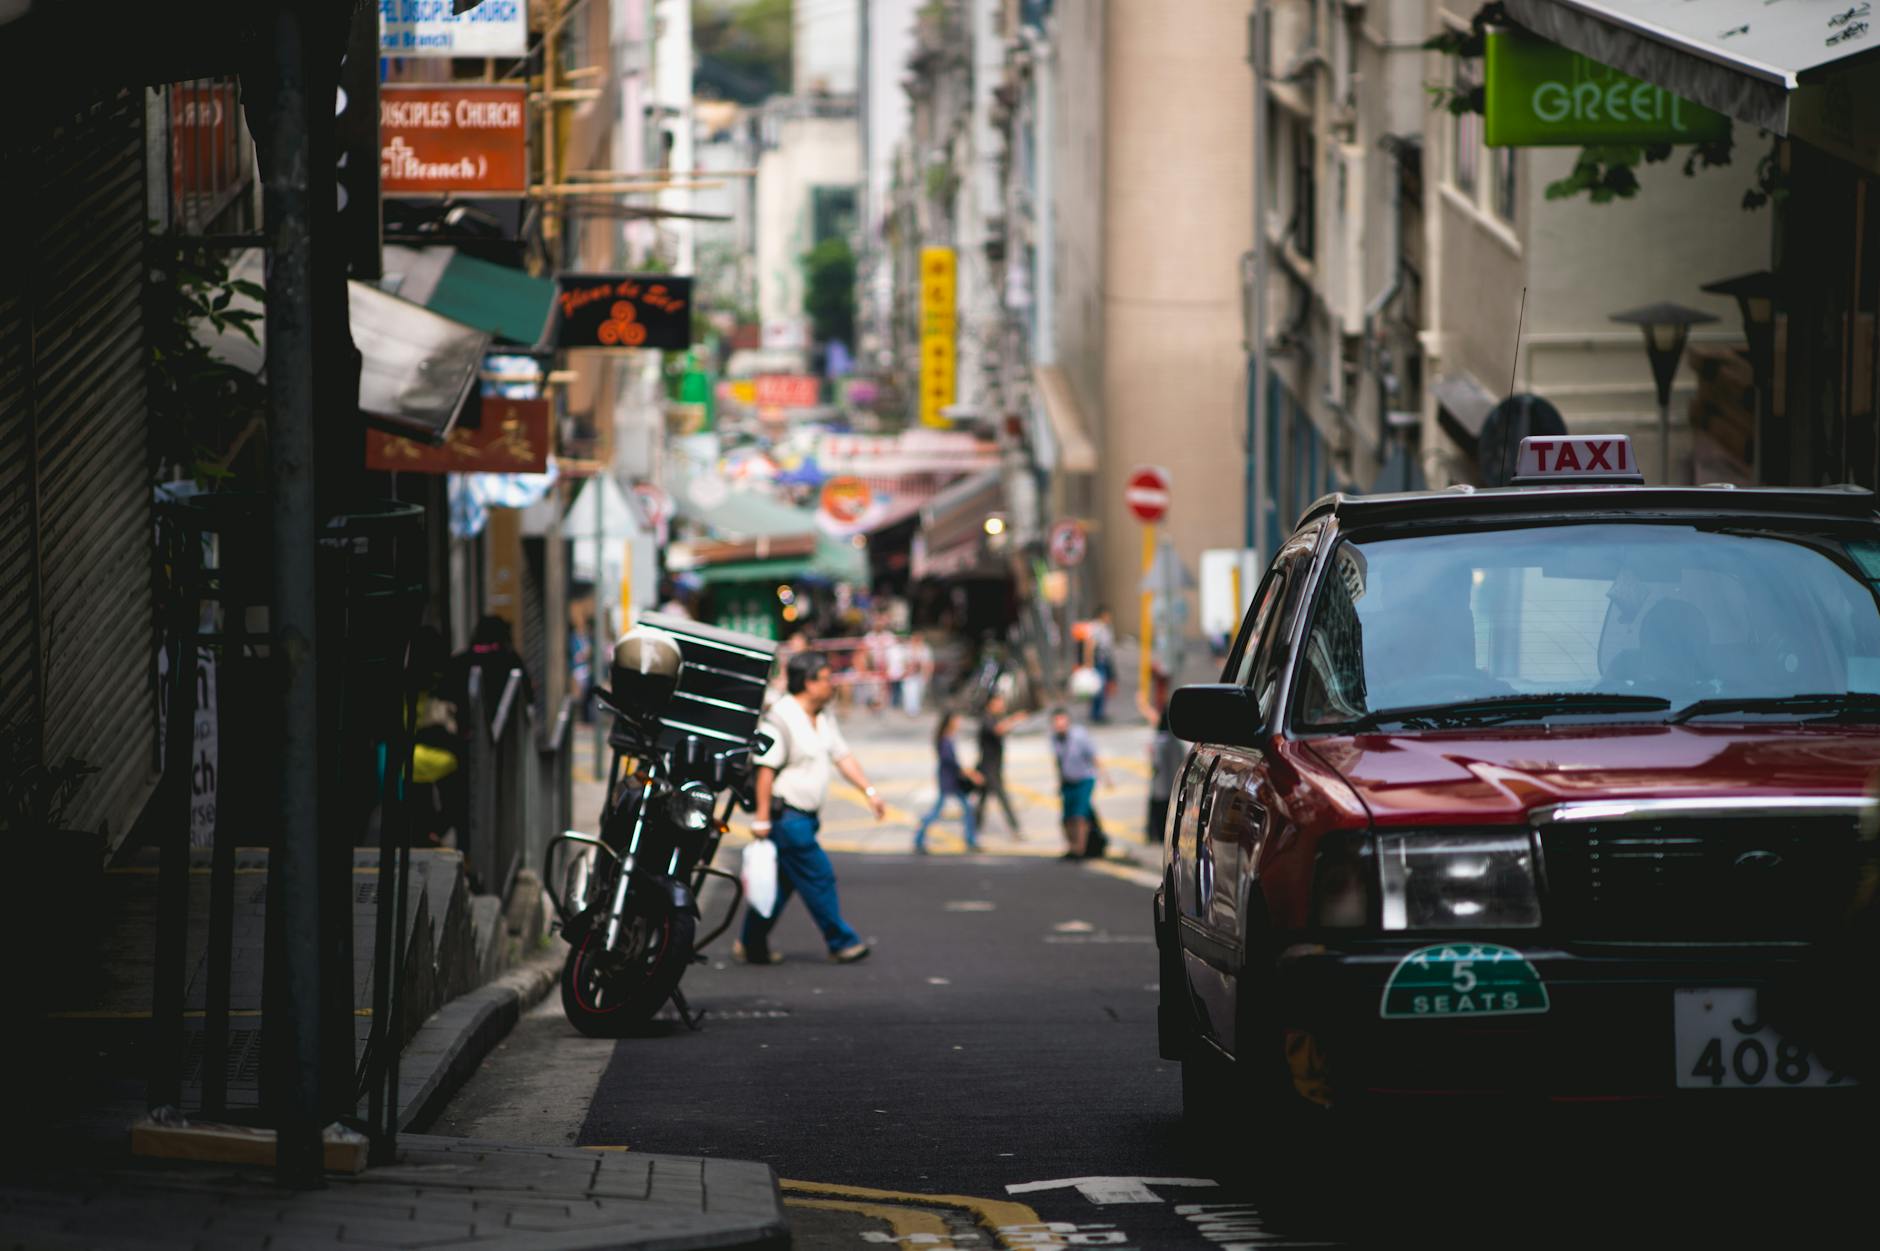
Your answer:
[1511,435,1644,486]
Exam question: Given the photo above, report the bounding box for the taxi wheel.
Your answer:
[1228,949,1324,1136]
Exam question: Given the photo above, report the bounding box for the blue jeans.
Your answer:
[739,808,862,956]
[1090,659,1114,723]
[914,787,979,851]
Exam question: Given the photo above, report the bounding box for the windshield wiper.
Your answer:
[1668,692,1880,725]
[1338,692,1673,732]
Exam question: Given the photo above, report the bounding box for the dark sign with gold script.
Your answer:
[551,274,692,351]
[365,397,549,474]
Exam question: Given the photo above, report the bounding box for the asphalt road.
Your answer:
[440,726,1877,1251]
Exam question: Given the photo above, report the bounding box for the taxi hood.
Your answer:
[1305,724,1880,826]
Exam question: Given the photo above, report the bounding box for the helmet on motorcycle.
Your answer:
[610,626,685,714]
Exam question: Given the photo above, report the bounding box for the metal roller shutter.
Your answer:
[0,286,30,738]
[31,88,159,847]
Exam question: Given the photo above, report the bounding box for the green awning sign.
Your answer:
[1484,30,1730,148]
[1380,944,1550,1020]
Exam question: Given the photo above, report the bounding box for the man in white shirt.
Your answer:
[735,650,887,964]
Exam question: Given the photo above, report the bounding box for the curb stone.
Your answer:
[396,946,563,1132]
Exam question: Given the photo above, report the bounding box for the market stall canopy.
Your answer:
[1505,0,1880,153]
[687,537,867,586]
[668,467,824,539]
[914,468,1007,581]
[1033,365,1099,474]
[383,244,556,347]
[818,429,1002,477]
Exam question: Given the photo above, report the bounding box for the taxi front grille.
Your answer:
[1541,817,1865,944]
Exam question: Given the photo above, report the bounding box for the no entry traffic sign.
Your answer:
[1125,466,1171,524]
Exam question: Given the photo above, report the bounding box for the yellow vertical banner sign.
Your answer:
[919,246,957,428]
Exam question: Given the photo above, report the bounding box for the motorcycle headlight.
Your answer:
[1378,831,1542,931]
[666,781,717,833]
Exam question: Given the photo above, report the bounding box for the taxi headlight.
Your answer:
[667,781,717,833]
[1378,832,1542,931]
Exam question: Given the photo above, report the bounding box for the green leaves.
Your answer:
[143,230,268,489]
[1545,145,1648,203]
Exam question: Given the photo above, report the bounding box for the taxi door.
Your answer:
[1190,529,1318,1045]
[1172,564,1281,925]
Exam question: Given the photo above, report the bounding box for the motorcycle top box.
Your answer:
[613,611,777,747]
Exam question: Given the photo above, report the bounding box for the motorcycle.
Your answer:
[549,616,778,1036]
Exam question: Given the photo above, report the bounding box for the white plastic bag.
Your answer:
[741,837,779,919]
[1069,665,1103,698]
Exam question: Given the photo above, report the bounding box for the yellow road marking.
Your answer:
[584,1144,631,1151]
[785,1197,953,1241]
[780,1180,1044,1250]
[1084,858,1162,889]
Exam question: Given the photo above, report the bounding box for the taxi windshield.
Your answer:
[1294,522,1880,732]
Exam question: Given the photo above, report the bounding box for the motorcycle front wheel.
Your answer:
[559,901,697,1037]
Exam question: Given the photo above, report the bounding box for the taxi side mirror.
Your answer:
[1168,684,1265,749]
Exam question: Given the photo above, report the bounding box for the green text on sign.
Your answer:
[1483,29,1730,148]
[1380,943,1551,1020]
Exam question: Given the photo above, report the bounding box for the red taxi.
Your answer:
[1157,436,1880,1116]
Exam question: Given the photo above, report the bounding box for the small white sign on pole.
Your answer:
[380,1,529,59]
[1199,548,1258,641]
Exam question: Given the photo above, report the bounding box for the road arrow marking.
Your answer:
[1005,1177,1219,1206]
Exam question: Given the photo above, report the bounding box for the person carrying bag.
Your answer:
[734,650,886,965]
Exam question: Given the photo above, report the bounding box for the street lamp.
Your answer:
[1700,271,1780,482]
[1610,302,1718,483]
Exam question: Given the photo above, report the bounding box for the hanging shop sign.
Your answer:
[551,274,693,351]
[380,0,528,58]
[170,80,244,209]
[1483,30,1730,147]
[755,374,822,408]
[919,246,957,429]
[366,397,549,474]
[380,85,529,197]
[820,476,871,525]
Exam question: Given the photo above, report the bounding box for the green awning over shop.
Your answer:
[691,534,867,586]
[429,251,555,347]
[383,245,554,348]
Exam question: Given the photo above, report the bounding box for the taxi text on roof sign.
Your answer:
[1512,434,1644,484]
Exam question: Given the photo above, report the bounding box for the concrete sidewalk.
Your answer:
[6,761,790,1251]
[0,1137,786,1250]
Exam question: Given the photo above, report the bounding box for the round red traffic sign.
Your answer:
[632,482,672,528]
[1125,465,1171,523]
[1048,519,1087,568]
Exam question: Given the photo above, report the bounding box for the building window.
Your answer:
[811,185,858,245]
[1291,117,1316,260]
[1491,145,1517,224]
[1451,61,1480,196]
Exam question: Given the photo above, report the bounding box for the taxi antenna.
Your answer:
[1508,285,1528,397]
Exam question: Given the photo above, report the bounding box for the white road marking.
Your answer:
[1006,1177,1219,1206]
[945,901,997,912]
[1052,921,1095,933]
